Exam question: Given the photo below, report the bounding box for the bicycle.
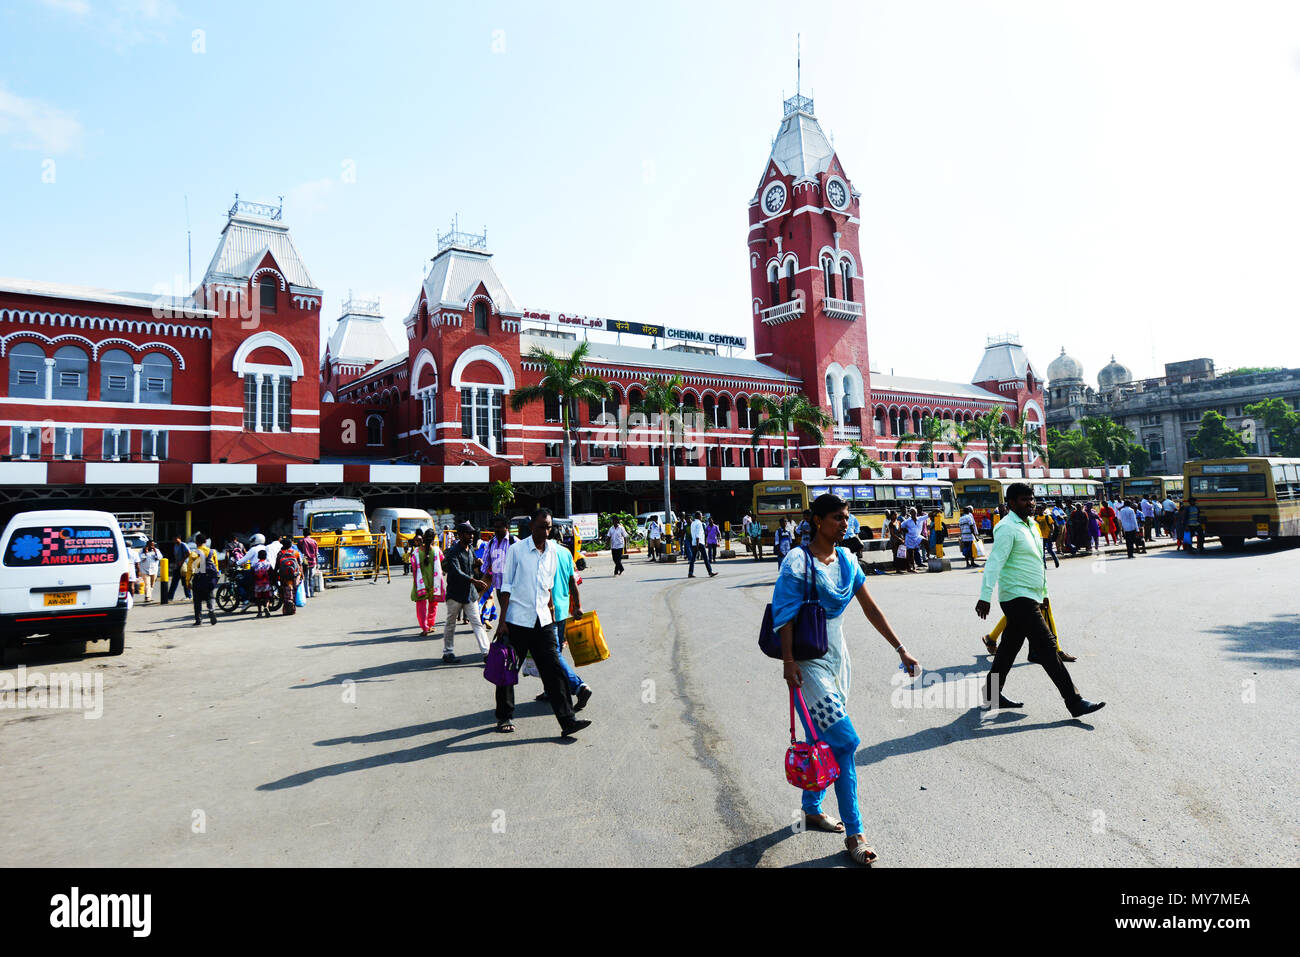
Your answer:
[215,568,281,614]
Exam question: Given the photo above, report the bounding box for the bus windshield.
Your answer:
[1189,474,1266,495]
[756,494,804,513]
[310,511,367,532]
[957,491,1000,509]
[397,518,429,533]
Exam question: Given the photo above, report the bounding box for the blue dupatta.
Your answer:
[772,546,866,628]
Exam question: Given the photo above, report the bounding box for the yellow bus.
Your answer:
[954,477,1103,538]
[753,478,955,543]
[1119,475,1184,501]
[1184,457,1300,549]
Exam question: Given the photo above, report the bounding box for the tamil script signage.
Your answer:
[604,319,747,349]
[521,309,604,329]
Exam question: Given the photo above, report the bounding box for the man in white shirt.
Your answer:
[646,518,662,562]
[958,506,979,568]
[686,511,717,578]
[494,508,591,738]
[1118,500,1141,558]
[1139,496,1156,544]
[1161,495,1177,536]
[607,518,627,576]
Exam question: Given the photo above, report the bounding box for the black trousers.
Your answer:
[611,547,624,575]
[687,542,713,575]
[1124,529,1140,557]
[167,568,190,601]
[495,620,576,728]
[985,598,1080,707]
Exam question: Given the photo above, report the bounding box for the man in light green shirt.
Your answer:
[976,482,1104,719]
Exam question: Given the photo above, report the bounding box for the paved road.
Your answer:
[2,538,1296,867]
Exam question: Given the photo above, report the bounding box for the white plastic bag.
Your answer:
[521,654,540,679]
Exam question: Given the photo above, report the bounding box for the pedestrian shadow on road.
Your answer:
[694,826,852,868]
[855,708,1095,768]
[300,628,432,649]
[1204,613,1300,670]
[257,704,565,792]
[291,654,484,689]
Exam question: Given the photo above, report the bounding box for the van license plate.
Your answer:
[1256,523,1269,537]
[44,592,77,607]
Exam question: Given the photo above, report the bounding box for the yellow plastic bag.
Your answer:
[565,611,610,667]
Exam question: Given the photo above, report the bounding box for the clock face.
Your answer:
[763,183,787,215]
[826,177,848,210]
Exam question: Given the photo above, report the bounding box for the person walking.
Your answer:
[493,508,592,737]
[775,517,794,560]
[166,536,192,602]
[276,536,302,616]
[299,531,318,599]
[705,517,720,564]
[533,525,594,713]
[747,514,764,560]
[607,518,627,576]
[1099,500,1119,546]
[796,509,813,548]
[185,533,219,626]
[1086,504,1102,552]
[139,540,162,603]
[480,517,517,597]
[976,482,1105,718]
[1184,496,1205,554]
[411,529,445,636]
[902,508,924,571]
[774,493,919,866]
[645,517,662,561]
[251,549,275,618]
[440,523,491,663]
[1139,496,1156,544]
[886,511,908,574]
[1161,494,1178,538]
[1034,504,1060,568]
[958,506,978,568]
[1118,499,1141,558]
[687,511,717,578]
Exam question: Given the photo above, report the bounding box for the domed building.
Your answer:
[1097,355,1133,393]
[1046,347,1087,409]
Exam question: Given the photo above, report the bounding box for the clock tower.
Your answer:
[749,91,872,468]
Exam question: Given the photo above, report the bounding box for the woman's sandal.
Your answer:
[845,836,879,866]
[805,813,845,833]
[496,721,515,733]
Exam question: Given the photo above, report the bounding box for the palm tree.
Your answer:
[893,414,950,467]
[969,406,1012,472]
[836,440,885,479]
[749,393,834,479]
[1078,415,1135,466]
[509,342,612,517]
[1006,420,1047,473]
[630,374,687,529]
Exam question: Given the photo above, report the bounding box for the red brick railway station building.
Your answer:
[1,92,1055,534]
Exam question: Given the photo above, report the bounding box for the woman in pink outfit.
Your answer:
[410,529,445,635]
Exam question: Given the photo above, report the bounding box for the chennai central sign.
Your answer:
[520,308,746,349]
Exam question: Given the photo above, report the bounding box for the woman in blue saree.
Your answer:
[772,493,919,866]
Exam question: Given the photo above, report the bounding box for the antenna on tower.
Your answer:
[184,194,192,289]
[797,34,801,96]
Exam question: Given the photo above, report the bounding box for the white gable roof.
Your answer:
[326,314,401,366]
[972,341,1041,384]
[422,247,521,317]
[201,211,318,292]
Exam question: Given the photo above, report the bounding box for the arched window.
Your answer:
[784,260,796,301]
[767,264,780,306]
[840,260,853,302]
[716,395,732,430]
[366,414,384,447]
[8,343,45,399]
[100,349,133,401]
[140,353,173,405]
[52,346,88,401]
[259,278,277,312]
[738,397,750,430]
[822,256,836,298]
[474,300,489,332]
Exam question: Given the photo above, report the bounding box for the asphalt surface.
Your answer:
[2,535,1296,867]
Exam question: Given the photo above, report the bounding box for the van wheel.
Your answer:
[107,627,126,656]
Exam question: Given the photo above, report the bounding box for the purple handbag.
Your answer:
[758,547,828,661]
[483,639,520,686]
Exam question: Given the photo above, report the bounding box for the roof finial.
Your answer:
[797,33,801,97]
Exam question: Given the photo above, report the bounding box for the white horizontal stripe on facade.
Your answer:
[623,466,660,481]
[290,408,320,416]
[2,419,222,432]
[719,467,751,481]
[0,397,216,413]
[1048,468,1065,478]
[211,406,242,414]
[571,466,608,482]
[193,463,258,484]
[673,466,706,481]
[290,428,320,434]
[286,464,344,483]
[761,468,786,480]
[511,466,553,483]
[443,466,490,483]
[84,462,160,484]
[956,468,977,478]
[0,461,48,484]
[369,464,422,483]
[801,468,827,480]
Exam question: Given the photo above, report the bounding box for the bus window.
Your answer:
[896,485,913,499]
[1046,484,1062,497]
[851,486,875,502]
[756,493,805,512]
[940,488,955,517]
[875,486,895,502]
[1189,474,1266,495]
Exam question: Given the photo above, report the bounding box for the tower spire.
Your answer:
[797,34,801,97]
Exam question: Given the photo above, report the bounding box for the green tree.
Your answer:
[894,414,949,467]
[1005,420,1047,472]
[490,480,515,517]
[1046,427,1102,468]
[509,342,613,517]
[1190,410,1248,459]
[1079,415,1135,466]
[749,393,834,479]
[1124,442,1151,476]
[836,440,885,478]
[630,374,687,528]
[1243,398,1300,456]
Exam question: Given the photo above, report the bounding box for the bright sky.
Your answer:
[3,0,1299,386]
